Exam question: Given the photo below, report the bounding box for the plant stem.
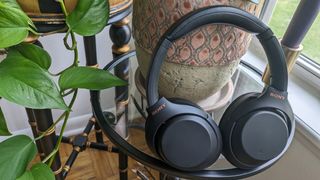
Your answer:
[73,38,79,66]
[42,26,68,36]
[63,30,77,50]
[34,111,67,142]
[61,89,76,97]
[60,0,78,64]
[46,112,70,165]
[58,0,77,52]
[47,89,78,166]
[50,64,74,76]
[28,27,40,36]
[43,0,80,167]
[58,0,69,16]
[42,149,58,163]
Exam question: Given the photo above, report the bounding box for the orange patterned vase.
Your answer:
[16,0,132,33]
[133,0,263,102]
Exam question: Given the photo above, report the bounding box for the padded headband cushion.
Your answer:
[146,6,288,106]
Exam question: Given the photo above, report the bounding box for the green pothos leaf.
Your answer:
[66,0,109,36]
[0,0,36,30]
[1,0,21,9]
[59,66,127,91]
[0,3,30,48]
[17,163,54,180]
[0,135,37,180]
[8,43,52,70]
[0,106,11,136]
[16,171,33,180]
[0,56,68,110]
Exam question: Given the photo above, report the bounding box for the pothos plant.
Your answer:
[0,0,126,179]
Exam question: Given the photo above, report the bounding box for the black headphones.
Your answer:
[145,6,295,172]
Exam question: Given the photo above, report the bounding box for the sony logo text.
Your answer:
[152,104,166,115]
[270,92,285,100]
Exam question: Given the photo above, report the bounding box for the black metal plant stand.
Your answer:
[26,41,64,180]
[58,20,132,177]
[25,3,133,180]
[110,17,132,180]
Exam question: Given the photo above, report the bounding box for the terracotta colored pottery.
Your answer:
[132,0,263,102]
[17,0,132,33]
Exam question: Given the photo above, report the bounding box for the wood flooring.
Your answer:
[40,128,159,180]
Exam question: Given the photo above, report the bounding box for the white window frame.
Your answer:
[254,0,320,90]
[244,0,320,147]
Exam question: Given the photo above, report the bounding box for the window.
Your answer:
[245,0,320,136]
[269,0,320,64]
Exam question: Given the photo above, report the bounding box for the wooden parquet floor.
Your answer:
[52,128,158,180]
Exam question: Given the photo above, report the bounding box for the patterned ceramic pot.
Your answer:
[17,0,132,33]
[133,0,263,102]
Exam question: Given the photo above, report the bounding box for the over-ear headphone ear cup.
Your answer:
[219,92,289,169]
[155,113,222,171]
[147,98,222,171]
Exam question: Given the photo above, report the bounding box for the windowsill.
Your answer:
[243,45,320,149]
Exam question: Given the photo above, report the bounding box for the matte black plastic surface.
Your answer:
[219,87,293,169]
[258,37,288,91]
[168,98,202,110]
[231,111,289,168]
[145,98,217,154]
[157,115,221,171]
[219,93,260,132]
[167,7,268,41]
[231,87,293,122]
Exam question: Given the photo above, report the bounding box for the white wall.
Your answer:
[0,27,116,138]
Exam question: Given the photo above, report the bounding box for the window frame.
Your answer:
[244,0,320,149]
[253,0,320,90]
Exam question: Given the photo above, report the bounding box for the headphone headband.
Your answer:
[147,6,288,106]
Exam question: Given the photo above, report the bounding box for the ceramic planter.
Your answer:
[17,0,132,33]
[133,0,263,102]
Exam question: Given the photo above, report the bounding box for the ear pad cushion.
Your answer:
[219,93,260,168]
[219,93,260,130]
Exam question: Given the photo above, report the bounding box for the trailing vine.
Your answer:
[0,0,125,179]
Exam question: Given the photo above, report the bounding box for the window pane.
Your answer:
[269,0,320,64]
